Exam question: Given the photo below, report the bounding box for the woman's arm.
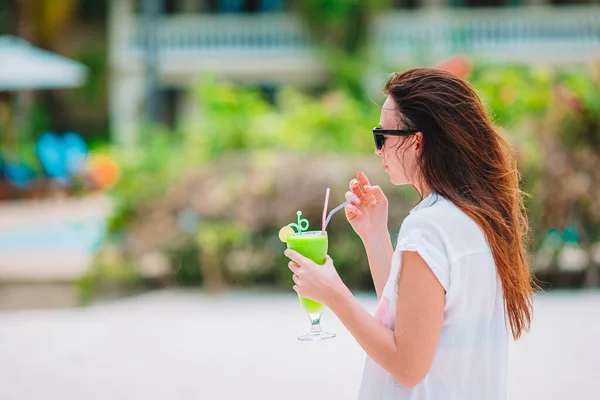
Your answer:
[344,171,393,299]
[361,228,394,299]
[330,251,445,388]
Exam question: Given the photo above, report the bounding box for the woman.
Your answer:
[284,68,535,399]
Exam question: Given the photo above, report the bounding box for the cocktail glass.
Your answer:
[286,231,336,341]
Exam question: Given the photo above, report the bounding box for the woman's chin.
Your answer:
[389,175,410,186]
[384,167,410,185]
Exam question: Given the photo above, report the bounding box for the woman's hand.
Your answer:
[345,171,389,240]
[284,250,349,307]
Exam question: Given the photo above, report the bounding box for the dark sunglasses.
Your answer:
[373,126,419,151]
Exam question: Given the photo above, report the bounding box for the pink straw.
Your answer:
[322,188,330,235]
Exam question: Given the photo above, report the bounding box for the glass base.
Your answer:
[297,331,336,341]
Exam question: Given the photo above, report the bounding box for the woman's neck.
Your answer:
[415,183,433,200]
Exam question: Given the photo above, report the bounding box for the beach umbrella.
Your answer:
[0,35,87,190]
[0,35,87,90]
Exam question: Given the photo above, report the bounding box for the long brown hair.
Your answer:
[384,68,534,339]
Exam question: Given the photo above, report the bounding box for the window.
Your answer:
[452,0,521,6]
[204,0,284,13]
[258,84,278,106]
[134,0,180,15]
[391,0,419,9]
[550,0,596,4]
[465,0,504,6]
[77,0,107,20]
[135,0,286,14]
[0,1,13,34]
[161,88,182,130]
[164,0,179,14]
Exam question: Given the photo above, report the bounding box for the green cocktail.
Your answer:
[286,231,327,314]
[286,231,336,341]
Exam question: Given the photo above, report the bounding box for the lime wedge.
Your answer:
[278,226,295,243]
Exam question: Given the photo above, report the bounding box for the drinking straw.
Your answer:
[325,195,357,229]
[322,188,330,235]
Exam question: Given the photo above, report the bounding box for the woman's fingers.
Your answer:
[349,179,363,200]
[345,204,362,216]
[288,261,300,274]
[357,171,370,188]
[356,172,384,206]
[284,249,312,267]
[364,185,384,198]
[348,173,384,211]
[363,185,386,205]
[345,191,361,206]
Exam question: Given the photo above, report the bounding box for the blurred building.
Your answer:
[108,0,600,144]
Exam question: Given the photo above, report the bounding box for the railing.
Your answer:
[117,14,312,62]
[375,7,600,63]
[111,6,600,69]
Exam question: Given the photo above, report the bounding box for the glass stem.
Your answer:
[308,312,322,334]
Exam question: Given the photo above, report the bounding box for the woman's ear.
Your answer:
[415,132,424,158]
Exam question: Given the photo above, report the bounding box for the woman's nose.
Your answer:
[375,148,383,157]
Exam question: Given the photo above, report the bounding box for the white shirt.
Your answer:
[358,193,508,400]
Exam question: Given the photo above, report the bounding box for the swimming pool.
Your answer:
[0,219,106,253]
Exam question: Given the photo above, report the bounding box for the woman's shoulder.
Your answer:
[395,196,491,275]
[400,194,487,249]
[402,194,457,228]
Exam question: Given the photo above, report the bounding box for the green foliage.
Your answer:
[557,68,600,151]
[185,75,380,163]
[292,0,389,99]
[77,250,141,305]
[168,243,203,287]
[97,63,600,295]
[468,64,551,215]
[469,64,553,127]
[293,0,388,55]
[106,128,181,234]
[74,46,108,102]
[195,221,248,253]
[105,77,380,244]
